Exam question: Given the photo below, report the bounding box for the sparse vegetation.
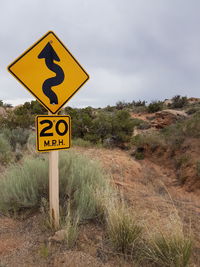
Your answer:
[65,107,135,147]
[106,204,142,255]
[64,212,79,248]
[132,112,200,153]
[0,151,111,220]
[0,156,49,213]
[175,155,190,170]
[72,138,94,147]
[171,95,188,109]
[144,234,192,267]
[0,96,198,265]
[147,100,163,113]
[134,151,145,160]
[0,134,12,165]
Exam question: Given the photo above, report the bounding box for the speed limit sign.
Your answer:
[36,115,71,152]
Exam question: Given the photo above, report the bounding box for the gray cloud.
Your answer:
[1,0,200,107]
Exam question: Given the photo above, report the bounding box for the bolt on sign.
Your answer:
[36,115,71,152]
[7,31,89,114]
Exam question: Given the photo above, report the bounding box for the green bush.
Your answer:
[27,131,36,153]
[137,121,151,130]
[65,107,134,147]
[0,156,49,212]
[1,128,30,151]
[135,151,145,160]
[111,110,135,146]
[2,110,34,129]
[116,101,127,110]
[186,107,200,115]
[183,112,200,138]
[0,151,112,224]
[147,101,163,113]
[132,100,146,107]
[131,131,165,149]
[59,151,111,222]
[0,134,12,165]
[132,105,147,113]
[171,95,188,109]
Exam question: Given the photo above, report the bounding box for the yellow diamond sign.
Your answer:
[8,31,89,114]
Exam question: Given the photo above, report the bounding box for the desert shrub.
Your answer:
[134,151,145,160]
[144,235,192,267]
[64,217,79,248]
[143,207,193,267]
[14,100,46,115]
[58,151,112,222]
[161,123,185,148]
[131,131,165,149]
[131,118,146,128]
[26,131,36,154]
[88,112,112,143]
[65,107,94,139]
[132,112,200,164]
[0,156,49,212]
[132,105,147,113]
[0,151,112,224]
[116,101,128,110]
[162,112,200,145]
[1,128,30,151]
[1,110,34,129]
[137,121,151,130]
[183,112,200,138]
[147,101,163,113]
[58,207,80,248]
[1,101,46,130]
[186,107,200,115]
[104,105,116,112]
[72,138,93,147]
[0,134,12,165]
[64,106,135,147]
[171,95,188,109]
[111,110,135,146]
[130,118,151,131]
[106,204,142,255]
[132,100,146,107]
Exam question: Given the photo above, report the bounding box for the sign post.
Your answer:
[7,31,89,228]
[48,111,59,228]
[49,145,59,227]
[49,150,59,227]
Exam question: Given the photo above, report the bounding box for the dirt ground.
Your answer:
[0,147,200,266]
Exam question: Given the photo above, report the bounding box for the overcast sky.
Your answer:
[1,0,200,108]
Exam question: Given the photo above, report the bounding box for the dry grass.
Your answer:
[106,203,143,255]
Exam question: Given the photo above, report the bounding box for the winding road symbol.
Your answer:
[38,42,65,105]
[8,31,89,114]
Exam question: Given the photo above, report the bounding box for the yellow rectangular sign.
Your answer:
[36,115,71,152]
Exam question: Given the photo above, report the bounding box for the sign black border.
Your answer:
[8,31,89,114]
[36,115,71,152]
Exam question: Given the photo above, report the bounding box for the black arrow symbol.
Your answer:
[38,42,65,105]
